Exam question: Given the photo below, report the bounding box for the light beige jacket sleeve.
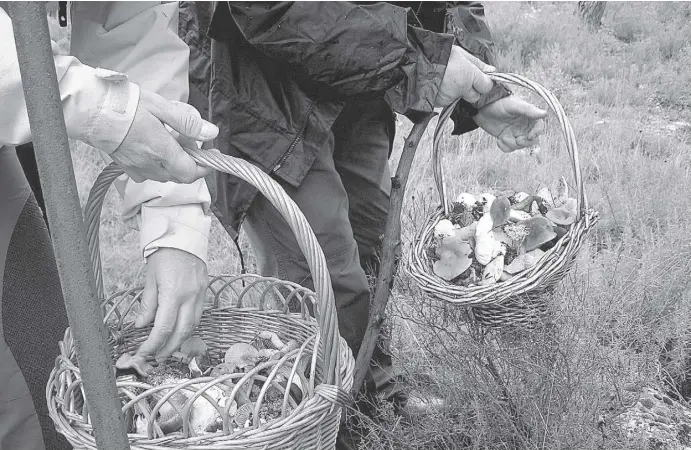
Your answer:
[0,6,139,153]
[70,2,212,265]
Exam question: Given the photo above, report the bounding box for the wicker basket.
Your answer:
[407,73,599,328]
[47,149,354,449]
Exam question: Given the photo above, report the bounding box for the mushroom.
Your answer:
[521,217,557,252]
[489,196,511,226]
[455,222,477,241]
[499,271,513,282]
[512,195,536,213]
[180,337,209,361]
[179,336,211,372]
[188,385,228,434]
[145,364,190,434]
[504,249,545,274]
[546,197,578,226]
[481,252,506,285]
[475,214,504,265]
[433,235,473,281]
[234,402,255,427]
[257,331,287,350]
[546,208,577,227]
[551,176,568,208]
[509,209,531,222]
[434,219,456,239]
[224,343,261,372]
[188,358,203,378]
[210,362,237,377]
[480,193,496,213]
[454,193,477,209]
[513,192,530,203]
[537,187,554,209]
[563,198,577,214]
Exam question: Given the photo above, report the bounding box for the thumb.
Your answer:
[141,90,219,142]
[455,48,495,95]
[135,267,159,328]
[520,102,549,121]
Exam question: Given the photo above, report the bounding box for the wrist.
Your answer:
[69,67,140,154]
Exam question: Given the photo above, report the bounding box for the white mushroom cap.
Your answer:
[480,193,496,213]
[454,193,477,209]
[434,219,456,239]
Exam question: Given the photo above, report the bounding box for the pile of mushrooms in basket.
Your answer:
[430,175,578,286]
[115,330,304,435]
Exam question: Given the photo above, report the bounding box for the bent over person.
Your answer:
[0,3,219,449]
[178,2,547,443]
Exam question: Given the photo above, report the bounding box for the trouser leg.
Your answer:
[243,131,373,359]
[0,148,70,450]
[332,99,400,395]
[243,99,403,397]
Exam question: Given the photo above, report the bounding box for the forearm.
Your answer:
[0,7,138,150]
[71,1,211,263]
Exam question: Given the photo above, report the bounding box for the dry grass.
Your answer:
[51,2,691,449]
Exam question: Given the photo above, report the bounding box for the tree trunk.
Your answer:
[577,1,607,31]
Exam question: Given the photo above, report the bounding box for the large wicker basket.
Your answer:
[47,149,354,449]
[407,73,599,328]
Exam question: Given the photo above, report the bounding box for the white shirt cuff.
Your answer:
[139,203,211,265]
[76,67,140,154]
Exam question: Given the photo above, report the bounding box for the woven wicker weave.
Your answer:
[407,73,599,328]
[47,149,354,449]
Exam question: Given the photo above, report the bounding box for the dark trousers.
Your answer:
[0,148,70,450]
[243,99,399,394]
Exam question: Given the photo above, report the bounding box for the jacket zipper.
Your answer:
[273,101,316,173]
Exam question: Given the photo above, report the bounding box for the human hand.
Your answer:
[474,95,548,152]
[110,90,218,183]
[133,248,208,360]
[435,45,496,107]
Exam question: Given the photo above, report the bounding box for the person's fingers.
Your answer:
[497,139,514,153]
[463,90,482,104]
[160,144,211,184]
[515,135,529,148]
[523,137,541,148]
[135,269,159,328]
[517,103,548,121]
[471,74,494,96]
[154,299,198,359]
[136,293,179,359]
[142,91,218,142]
[527,119,546,140]
[500,134,518,152]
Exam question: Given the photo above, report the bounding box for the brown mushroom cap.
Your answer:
[546,207,577,226]
[224,343,260,371]
[521,216,557,252]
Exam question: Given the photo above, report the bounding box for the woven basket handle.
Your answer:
[433,72,589,216]
[83,149,342,386]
